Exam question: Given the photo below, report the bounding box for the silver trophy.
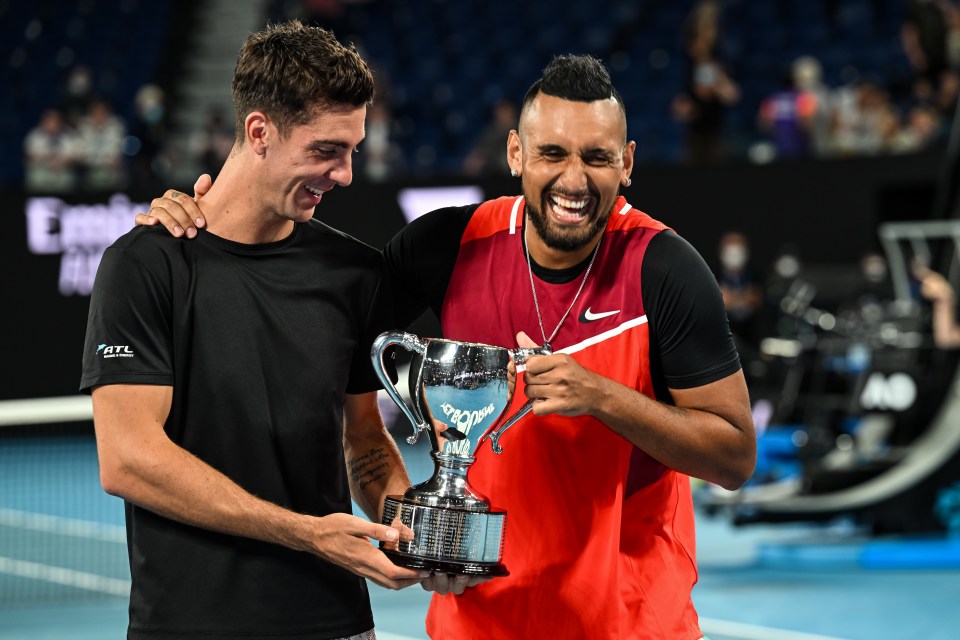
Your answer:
[371,331,549,576]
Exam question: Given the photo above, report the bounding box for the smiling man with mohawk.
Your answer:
[384,54,757,639]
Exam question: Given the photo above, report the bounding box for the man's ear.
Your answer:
[621,140,636,186]
[245,112,270,155]
[507,129,522,177]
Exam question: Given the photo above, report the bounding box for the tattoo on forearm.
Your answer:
[349,447,390,492]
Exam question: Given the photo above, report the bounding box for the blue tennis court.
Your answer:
[1,424,958,640]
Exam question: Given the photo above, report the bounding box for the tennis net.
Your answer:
[0,397,128,608]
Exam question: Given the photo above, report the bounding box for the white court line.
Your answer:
[0,395,92,426]
[0,508,126,543]
[700,617,851,640]
[0,556,130,597]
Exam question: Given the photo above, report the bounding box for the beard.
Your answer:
[525,188,612,252]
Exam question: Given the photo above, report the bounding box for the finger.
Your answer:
[384,516,415,544]
[372,566,430,590]
[524,393,554,416]
[422,572,450,595]
[419,574,437,592]
[376,553,431,590]
[134,212,159,227]
[397,521,415,543]
[447,574,472,595]
[521,356,553,376]
[193,173,213,201]
[149,194,196,238]
[433,419,466,443]
[386,577,428,590]
[363,521,401,544]
[163,189,205,235]
[145,203,185,237]
[191,176,209,229]
[516,331,538,348]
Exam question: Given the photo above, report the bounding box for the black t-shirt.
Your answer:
[80,221,388,639]
[384,204,740,401]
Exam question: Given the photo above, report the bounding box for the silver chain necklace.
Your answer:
[523,223,602,350]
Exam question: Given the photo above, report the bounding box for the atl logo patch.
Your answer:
[96,344,135,359]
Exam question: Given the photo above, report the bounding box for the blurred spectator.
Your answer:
[194,107,235,179]
[764,244,805,337]
[888,101,943,152]
[716,231,763,348]
[671,0,741,164]
[901,0,960,114]
[856,251,895,303]
[792,56,834,157]
[946,0,960,67]
[76,99,128,191]
[831,76,898,155]
[757,59,827,160]
[23,108,79,193]
[358,101,405,182]
[463,98,517,176]
[61,65,94,128]
[916,265,960,347]
[130,84,171,188]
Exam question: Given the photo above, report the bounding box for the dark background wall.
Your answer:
[2,149,943,400]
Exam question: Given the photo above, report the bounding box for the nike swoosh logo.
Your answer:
[579,307,621,322]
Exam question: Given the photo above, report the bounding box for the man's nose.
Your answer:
[558,157,588,191]
[329,155,354,187]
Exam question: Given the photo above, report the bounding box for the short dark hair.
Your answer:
[521,54,625,114]
[231,20,374,143]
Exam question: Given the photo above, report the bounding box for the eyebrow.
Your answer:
[536,144,566,154]
[536,143,614,156]
[306,138,363,151]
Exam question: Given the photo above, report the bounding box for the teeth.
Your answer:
[305,185,323,196]
[552,195,587,210]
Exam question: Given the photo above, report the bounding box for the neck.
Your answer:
[523,217,603,270]
[197,157,295,244]
[524,219,603,348]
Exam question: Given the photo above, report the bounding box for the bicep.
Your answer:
[669,370,754,436]
[91,384,173,492]
[91,384,173,452]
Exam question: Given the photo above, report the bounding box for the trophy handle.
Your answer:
[371,331,429,445]
[481,344,553,454]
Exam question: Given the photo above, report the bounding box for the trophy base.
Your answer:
[381,549,509,576]
[381,495,508,576]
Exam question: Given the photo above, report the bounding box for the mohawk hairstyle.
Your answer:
[522,54,625,111]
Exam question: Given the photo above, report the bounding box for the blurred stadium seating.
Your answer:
[1,0,917,188]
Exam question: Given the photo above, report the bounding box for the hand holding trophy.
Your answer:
[371,331,549,576]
